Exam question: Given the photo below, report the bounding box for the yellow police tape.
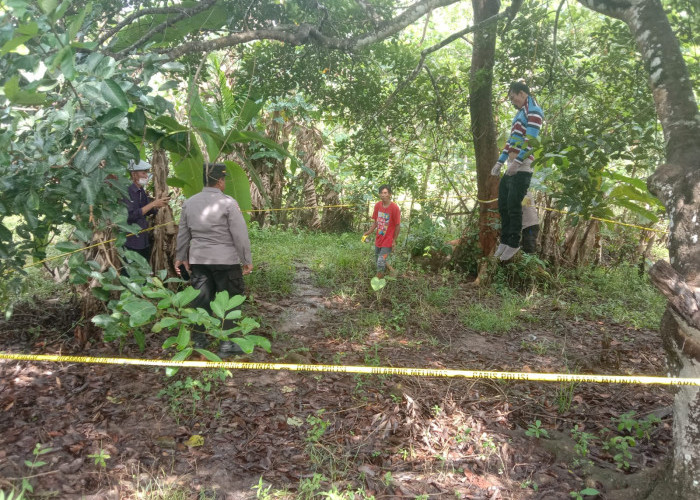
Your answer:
[18,194,664,272]
[1,352,697,386]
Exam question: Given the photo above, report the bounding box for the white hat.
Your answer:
[128,159,151,171]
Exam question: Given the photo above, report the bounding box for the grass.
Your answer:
[459,295,526,334]
[246,227,370,298]
[558,264,665,329]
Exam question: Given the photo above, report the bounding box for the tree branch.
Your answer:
[163,0,463,59]
[377,8,509,116]
[116,0,219,56]
[97,5,209,47]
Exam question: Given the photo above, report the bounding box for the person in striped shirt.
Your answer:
[491,82,544,261]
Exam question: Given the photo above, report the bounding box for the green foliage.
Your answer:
[90,268,268,368]
[602,435,636,470]
[556,382,578,414]
[525,420,549,439]
[491,253,554,292]
[612,411,660,442]
[159,369,231,422]
[306,410,331,443]
[571,425,595,468]
[405,215,454,259]
[559,264,665,329]
[570,488,600,500]
[460,295,524,334]
[1,442,55,498]
[87,448,110,468]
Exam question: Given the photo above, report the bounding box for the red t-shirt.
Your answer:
[372,201,401,248]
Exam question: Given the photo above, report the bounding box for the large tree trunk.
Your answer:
[469,0,501,257]
[150,149,177,280]
[577,0,700,496]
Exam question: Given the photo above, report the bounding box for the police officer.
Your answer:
[174,163,253,356]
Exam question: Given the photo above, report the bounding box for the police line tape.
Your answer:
[1,353,697,386]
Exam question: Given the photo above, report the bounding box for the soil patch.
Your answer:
[0,267,673,499]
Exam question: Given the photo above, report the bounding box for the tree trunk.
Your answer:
[150,149,177,280]
[469,0,501,257]
[247,110,291,227]
[539,197,563,265]
[577,0,700,496]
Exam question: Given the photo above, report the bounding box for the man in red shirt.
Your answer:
[363,185,401,278]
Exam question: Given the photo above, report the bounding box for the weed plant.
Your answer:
[558,264,665,329]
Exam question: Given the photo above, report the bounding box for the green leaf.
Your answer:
[194,349,221,361]
[222,161,252,221]
[232,337,255,353]
[38,0,58,15]
[97,109,128,129]
[123,299,157,327]
[91,314,115,328]
[54,240,83,252]
[245,334,271,352]
[152,317,178,333]
[166,177,187,188]
[157,298,172,309]
[224,309,242,320]
[172,286,200,308]
[163,336,179,349]
[210,290,229,319]
[4,75,47,105]
[0,22,39,56]
[227,294,245,310]
[101,79,129,110]
[371,277,387,291]
[609,199,659,223]
[68,4,89,39]
[237,317,260,335]
[171,347,193,361]
[134,329,145,351]
[176,325,191,350]
[159,80,179,91]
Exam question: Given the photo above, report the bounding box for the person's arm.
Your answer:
[227,200,253,271]
[142,196,169,215]
[364,221,377,237]
[174,206,191,275]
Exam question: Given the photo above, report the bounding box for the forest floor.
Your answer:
[0,262,674,499]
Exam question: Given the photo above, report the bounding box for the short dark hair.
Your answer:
[508,81,530,95]
[378,184,392,195]
[203,163,228,186]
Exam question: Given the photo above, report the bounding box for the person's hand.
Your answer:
[505,159,522,176]
[242,264,253,275]
[490,162,503,176]
[152,196,170,209]
[174,260,190,276]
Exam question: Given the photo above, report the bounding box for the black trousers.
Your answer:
[190,264,245,330]
[498,172,532,248]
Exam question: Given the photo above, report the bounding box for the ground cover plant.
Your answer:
[0,229,673,499]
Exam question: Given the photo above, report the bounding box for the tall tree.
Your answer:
[469,0,501,257]
[575,0,700,496]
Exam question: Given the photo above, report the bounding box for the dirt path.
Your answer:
[0,267,673,499]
